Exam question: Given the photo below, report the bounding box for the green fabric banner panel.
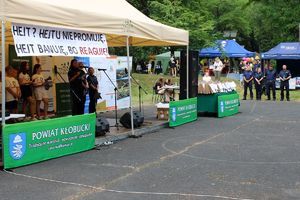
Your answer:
[218,93,240,118]
[169,97,197,127]
[3,114,96,169]
[56,83,72,116]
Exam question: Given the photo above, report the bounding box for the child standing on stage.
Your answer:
[5,66,21,114]
[32,64,49,120]
[18,61,37,120]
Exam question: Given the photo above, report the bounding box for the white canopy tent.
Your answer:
[1,0,189,135]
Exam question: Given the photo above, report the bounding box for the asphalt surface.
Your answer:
[1,100,300,200]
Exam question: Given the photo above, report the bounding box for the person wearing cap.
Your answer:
[213,57,223,81]
[279,64,291,101]
[242,65,253,100]
[265,65,277,101]
[254,67,264,100]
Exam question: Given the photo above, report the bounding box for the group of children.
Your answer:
[3,61,49,121]
[154,77,175,102]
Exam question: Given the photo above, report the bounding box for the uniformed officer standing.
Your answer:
[243,65,253,100]
[254,67,264,100]
[265,65,277,101]
[279,64,291,101]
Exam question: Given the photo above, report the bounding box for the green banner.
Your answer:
[3,114,96,169]
[169,98,197,127]
[218,93,240,118]
[56,83,72,116]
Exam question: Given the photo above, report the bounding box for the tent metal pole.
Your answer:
[186,45,189,99]
[1,20,6,126]
[126,36,134,136]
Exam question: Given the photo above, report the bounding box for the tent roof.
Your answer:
[156,51,181,58]
[261,42,300,60]
[199,40,255,58]
[0,0,188,46]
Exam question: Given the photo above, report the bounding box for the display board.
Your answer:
[218,93,240,118]
[296,77,300,88]
[75,56,131,112]
[169,98,197,127]
[3,113,95,169]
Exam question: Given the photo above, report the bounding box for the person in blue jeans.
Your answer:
[265,65,277,101]
[243,65,253,100]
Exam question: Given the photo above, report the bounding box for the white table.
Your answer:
[0,114,26,121]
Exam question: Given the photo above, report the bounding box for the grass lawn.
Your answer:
[130,73,300,106]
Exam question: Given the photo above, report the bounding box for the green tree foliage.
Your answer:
[125,0,300,55]
[246,0,300,51]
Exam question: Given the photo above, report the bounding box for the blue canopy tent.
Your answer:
[199,40,255,58]
[261,42,300,77]
[261,42,300,60]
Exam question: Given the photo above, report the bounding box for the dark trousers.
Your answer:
[280,81,290,100]
[243,81,253,99]
[266,80,276,100]
[254,81,262,100]
[70,92,85,115]
[89,94,96,113]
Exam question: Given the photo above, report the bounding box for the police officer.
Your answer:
[254,67,264,100]
[243,65,253,100]
[279,64,291,101]
[265,65,277,101]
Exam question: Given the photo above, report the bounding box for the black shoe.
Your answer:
[267,98,271,100]
[242,98,246,100]
[287,99,290,101]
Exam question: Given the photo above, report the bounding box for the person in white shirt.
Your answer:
[32,64,49,120]
[202,71,212,83]
[213,57,223,81]
[5,66,21,114]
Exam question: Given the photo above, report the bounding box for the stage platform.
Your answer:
[95,105,169,145]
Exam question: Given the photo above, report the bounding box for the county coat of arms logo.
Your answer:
[9,133,26,160]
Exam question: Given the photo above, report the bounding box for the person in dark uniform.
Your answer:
[254,67,264,100]
[243,65,253,100]
[87,67,99,113]
[68,59,87,115]
[279,64,291,101]
[265,65,277,101]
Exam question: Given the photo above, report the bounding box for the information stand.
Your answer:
[197,91,239,117]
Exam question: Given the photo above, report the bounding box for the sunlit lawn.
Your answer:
[130,73,300,106]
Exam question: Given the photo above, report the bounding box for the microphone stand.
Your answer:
[98,69,120,130]
[130,75,147,113]
[54,66,81,102]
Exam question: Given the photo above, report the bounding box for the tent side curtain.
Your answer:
[1,0,188,46]
[261,42,300,60]
[199,40,255,58]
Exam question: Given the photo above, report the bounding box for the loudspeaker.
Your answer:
[120,111,144,128]
[180,50,199,99]
[96,117,110,136]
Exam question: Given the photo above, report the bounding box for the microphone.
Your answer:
[54,65,58,74]
[82,66,90,69]
[97,68,107,71]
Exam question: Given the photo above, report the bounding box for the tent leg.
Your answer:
[1,20,6,126]
[186,45,189,99]
[126,36,135,136]
[1,20,6,166]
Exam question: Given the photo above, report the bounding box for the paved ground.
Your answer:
[1,100,300,200]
